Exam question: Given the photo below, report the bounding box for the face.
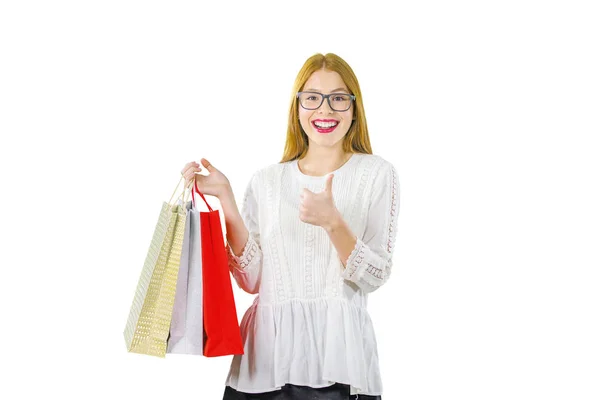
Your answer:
[298,69,354,150]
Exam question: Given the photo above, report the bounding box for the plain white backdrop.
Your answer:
[1,0,599,399]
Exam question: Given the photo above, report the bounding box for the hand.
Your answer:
[180,158,231,199]
[299,173,341,230]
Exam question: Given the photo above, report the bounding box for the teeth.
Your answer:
[314,121,338,128]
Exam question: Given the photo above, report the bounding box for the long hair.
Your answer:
[279,53,373,163]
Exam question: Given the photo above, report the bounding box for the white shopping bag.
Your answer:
[167,199,204,355]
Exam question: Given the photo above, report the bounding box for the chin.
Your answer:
[310,133,345,145]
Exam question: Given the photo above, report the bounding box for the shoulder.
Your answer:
[356,154,399,199]
[246,160,288,191]
[252,161,285,182]
[354,153,397,176]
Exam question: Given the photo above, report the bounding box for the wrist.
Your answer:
[217,183,234,201]
[324,211,343,233]
[219,186,238,219]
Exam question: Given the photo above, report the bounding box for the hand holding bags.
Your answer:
[123,177,192,358]
[193,180,244,357]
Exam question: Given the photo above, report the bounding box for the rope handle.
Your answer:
[168,176,194,208]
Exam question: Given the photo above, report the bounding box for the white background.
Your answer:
[1,0,599,399]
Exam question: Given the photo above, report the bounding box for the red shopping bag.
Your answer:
[192,181,244,357]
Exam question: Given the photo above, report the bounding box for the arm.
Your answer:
[222,172,262,294]
[326,162,400,293]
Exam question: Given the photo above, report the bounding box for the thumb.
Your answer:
[200,158,215,172]
[325,173,334,192]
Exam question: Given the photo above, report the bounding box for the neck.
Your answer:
[298,148,353,177]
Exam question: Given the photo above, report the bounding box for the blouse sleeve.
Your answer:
[341,161,400,293]
[225,172,263,294]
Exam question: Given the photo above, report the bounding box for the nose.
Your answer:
[317,97,334,114]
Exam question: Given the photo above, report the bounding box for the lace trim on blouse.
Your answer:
[343,163,399,290]
[226,235,260,271]
[344,239,393,290]
[387,166,399,254]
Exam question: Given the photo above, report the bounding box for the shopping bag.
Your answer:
[167,198,204,355]
[193,180,244,357]
[123,176,192,358]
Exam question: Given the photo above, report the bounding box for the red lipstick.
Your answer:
[311,119,339,134]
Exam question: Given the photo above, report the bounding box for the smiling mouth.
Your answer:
[311,120,339,133]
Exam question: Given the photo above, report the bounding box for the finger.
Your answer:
[181,162,195,175]
[200,158,214,172]
[182,165,201,177]
[183,168,201,183]
[181,164,192,176]
[182,171,193,185]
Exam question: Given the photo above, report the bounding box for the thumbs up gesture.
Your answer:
[299,173,341,230]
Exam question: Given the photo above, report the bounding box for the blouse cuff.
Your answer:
[341,237,391,289]
[342,238,363,280]
[226,235,260,273]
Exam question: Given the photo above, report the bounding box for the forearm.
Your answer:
[327,213,393,291]
[324,211,357,268]
[220,184,262,294]
[219,186,249,256]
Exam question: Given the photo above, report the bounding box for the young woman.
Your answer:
[181,53,399,400]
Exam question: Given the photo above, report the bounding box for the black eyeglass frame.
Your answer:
[296,91,356,112]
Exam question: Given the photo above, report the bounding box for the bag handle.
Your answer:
[169,176,194,207]
[192,178,213,212]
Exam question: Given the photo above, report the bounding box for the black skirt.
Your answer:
[222,383,382,400]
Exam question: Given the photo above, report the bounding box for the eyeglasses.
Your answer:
[297,91,356,112]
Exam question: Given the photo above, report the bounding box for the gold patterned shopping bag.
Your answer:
[123,176,193,357]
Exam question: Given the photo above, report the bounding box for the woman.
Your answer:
[181,53,399,399]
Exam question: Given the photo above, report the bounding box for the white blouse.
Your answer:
[224,153,400,396]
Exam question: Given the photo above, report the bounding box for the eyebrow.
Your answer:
[304,87,349,93]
